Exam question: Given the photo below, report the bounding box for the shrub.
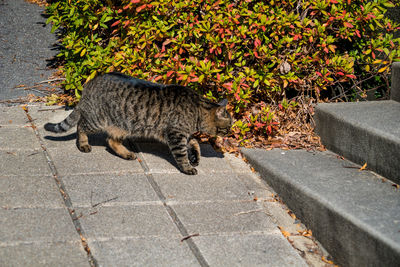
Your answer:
[47,0,400,144]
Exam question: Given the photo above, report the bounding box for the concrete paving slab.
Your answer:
[0,127,41,150]
[0,105,29,126]
[0,208,79,243]
[223,153,254,173]
[194,233,307,267]
[136,142,234,174]
[89,237,199,267]
[171,201,277,235]
[27,105,72,128]
[0,175,65,208]
[46,146,143,176]
[242,148,400,267]
[75,205,180,239]
[0,149,52,176]
[0,241,89,267]
[152,172,251,201]
[62,173,160,207]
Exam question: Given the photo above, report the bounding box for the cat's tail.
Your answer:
[44,109,80,133]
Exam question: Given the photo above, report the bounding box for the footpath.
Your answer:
[4,0,399,266]
[0,1,331,266]
[0,104,328,266]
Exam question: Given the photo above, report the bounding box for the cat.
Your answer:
[44,72,232,175]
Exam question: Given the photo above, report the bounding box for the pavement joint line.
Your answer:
[129,141,210,267]
[86,234,182,242]
[22,106,99,267]
[0,240,82,248]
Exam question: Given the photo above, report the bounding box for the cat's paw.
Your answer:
[78,144,92,153]
[123,152,137,160]
[181,167,198,175]
[188,152,200,167]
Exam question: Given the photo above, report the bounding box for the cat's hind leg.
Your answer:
[166,131,197,175]
[106,126,136,160]
[187,137,200,167]
[77,119,92,153]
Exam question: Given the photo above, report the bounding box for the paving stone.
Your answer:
[47,146,143,176]
[89,237,199,267]
[194,233,307,267]
[0,241,90,267]
[223,153,254,173]
[0,105,29,126]
[234,173,277,200]
[152,172,251,201]
[0,208,79,243]
[0,149,51,176]
[0,175,64,208]
[0,127,41,150]
[62,173,160,207]
[136,142,233,174]
[27,105,72,128]
[135,142,180,173]
[76,205,180,239]
[171,201,277,235]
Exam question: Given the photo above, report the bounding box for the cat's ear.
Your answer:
[216,99,229,118]
[218,99,228,107]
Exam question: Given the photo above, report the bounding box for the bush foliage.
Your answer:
[47,0,400,142]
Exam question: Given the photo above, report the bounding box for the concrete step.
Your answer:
[314,100,400,184]
[391,62,400,102]
[241,148,400,267]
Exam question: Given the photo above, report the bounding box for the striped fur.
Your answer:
[44,109,80,133]
[44,72,232,174]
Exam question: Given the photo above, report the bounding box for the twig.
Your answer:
[37,78,66,84]
[37,107,66,112]
[92,196,118,208]
[181,233,199,242]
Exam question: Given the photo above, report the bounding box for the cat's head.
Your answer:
[203,99,233,136]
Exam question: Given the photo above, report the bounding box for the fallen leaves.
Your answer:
[278,226,291,238]
[359,162,367,171]
[321,256,335,264]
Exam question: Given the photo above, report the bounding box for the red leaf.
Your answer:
[111,20,120,27]
[344,22,354,28]
[166,71,174,77]
[346,74,356,79]
[330,0,338,3]
[223,82,233,91]
[254,38,261,48]
[316,71,322,77]
[136,4,146,12]
[337,71,345,76]
[131,0,141,3]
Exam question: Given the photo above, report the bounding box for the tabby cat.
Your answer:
[44,72,232,175]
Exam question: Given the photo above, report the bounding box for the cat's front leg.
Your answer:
[165,131,197,175]
[187,137,200,167]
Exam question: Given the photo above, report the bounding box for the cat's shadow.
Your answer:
[44,133,224,168]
